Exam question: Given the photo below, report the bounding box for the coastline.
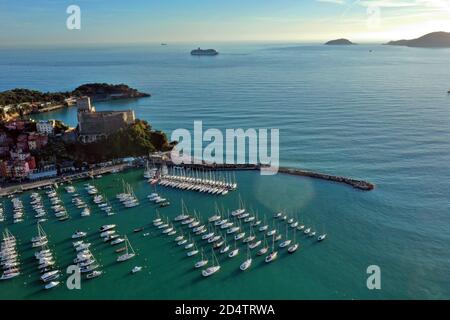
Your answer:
[0,160,374,196]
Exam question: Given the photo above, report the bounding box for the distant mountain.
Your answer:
[385,31,450,48]
[325,39,355,45]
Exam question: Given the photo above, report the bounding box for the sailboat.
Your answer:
[219,234,230,254]
[288,229,299,253]
[243,226,255,243]
[202,249,221,277]
[257,234,269,256]
[194,248,209,268]
[58,209,70,221]
[174,229,184,242]
[117,236,136,262]
[32,223,48,247]
[187,242,199,256]
[259,215,268,232]
[318,225,327,241]
[228,239,239,258]
[279,226,292,248]
[297,215,305,231]
[309,225,317,237]
[264,235,278,263]
[184,234,194,249]
[240,245,252,271]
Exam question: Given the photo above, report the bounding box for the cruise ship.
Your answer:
[190,48,218,56]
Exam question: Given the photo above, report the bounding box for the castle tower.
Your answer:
[76,96,94,113]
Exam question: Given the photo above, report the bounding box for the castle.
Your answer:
[76,97,135,143]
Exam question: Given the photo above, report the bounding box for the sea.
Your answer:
[0,43,449,299]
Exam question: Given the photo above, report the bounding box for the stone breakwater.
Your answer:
[164,162,375,191]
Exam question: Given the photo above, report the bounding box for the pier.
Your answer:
[0,161,374,197]
[161,162,375,191]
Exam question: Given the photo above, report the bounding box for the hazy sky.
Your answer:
[0,0,449,46]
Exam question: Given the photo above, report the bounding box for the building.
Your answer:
[28,133,48,151]
[76,96,93,112]
[76,97,136,143]
[10,149,30,161]
[0,160,30,180]
[28,165,57,180]
[5,120,26,131]
[36,120,55,135]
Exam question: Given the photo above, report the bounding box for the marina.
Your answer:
[0,167,331,299]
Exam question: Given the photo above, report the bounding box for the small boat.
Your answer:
[279,226,292,248]
[99,224,116,232]
[240,246,252,271]
[132,266,142,273]
[219,235,230,253]
[235,232,245,241]
[80,208,90,217]
[115,247,127,253]
[134,227,144,233]
[44,281,60,289]
[187,243,199,257]
[208,214,221,223]
[288,229,299,253]
[249,240,261,249]
[72,230,87,239]
[256,235,269,256]
[202,250,221,277]
[117,236,136,262]
[174,231,184,242]
[100,230,116,238]
[111,238,125,245]
[86,270,102,279]
[194,249,208,268]
[265,235,278,263]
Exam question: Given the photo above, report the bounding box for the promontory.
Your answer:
[385,31,450,48]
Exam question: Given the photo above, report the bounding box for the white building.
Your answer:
[36,120,55,135]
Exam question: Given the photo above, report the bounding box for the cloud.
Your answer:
[358,0,450,9]
[316,0,346,5]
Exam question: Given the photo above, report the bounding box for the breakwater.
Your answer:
[162,161,375,191]
[0,161,374,196]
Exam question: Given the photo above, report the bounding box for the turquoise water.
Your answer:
[1,43,450,299]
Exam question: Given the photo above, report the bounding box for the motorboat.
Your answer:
[132,266,143,273]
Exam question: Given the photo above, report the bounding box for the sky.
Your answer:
[0,0,450,46]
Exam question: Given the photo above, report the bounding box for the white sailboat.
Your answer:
[117,236,136,262]
[257,234,269,256]
[288,228,299,253]
[202,249,221,277]
[318,225,327,242]
[228,239,239,258]
[194,248,209,268]
[279,226,292,248]
[240,245,252,271]
[265,235,278,263]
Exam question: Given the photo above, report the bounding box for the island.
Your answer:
[385,31,450,48]
[325,38,355,45]
[190,48,219,56]
[0,83,150,121]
